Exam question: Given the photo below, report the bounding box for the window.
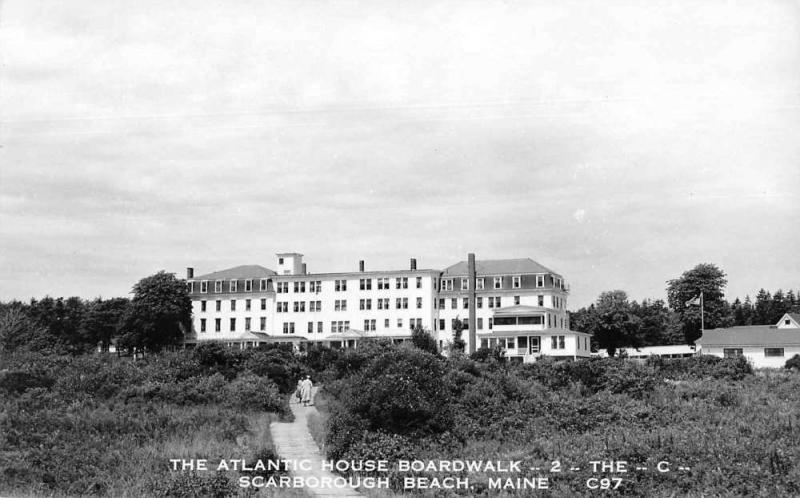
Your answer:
[245,299,251,311]
[488,318,493,330]
[451,298,457,309]
[384,318,390,328]
[364,319,376,331]
[512,276,521,289]
[477,318,483,330]
[536,275,545,288]
[230,299,236,311]
[201,300,207,312]
[260,317,266,331]
[765,348,784,357]
[439,319,445,330]
[538,295,544,307]
[438,298,445,309]
[261,298,267,310]
[201,281,209,293]
[276,302,288,313]
[187,281,195,293]
[317,322,323,333]
[494,277,503,289]
[463,298,469,309]
[477,297,483,308]
[496,297,501,308]
[401,298,408,309]
[551,335,565,350]
[335,300,347,311]
[278,257,284,264]
[260,278,268,291]
[293,302,305,312]
[215,280,223,293]
[283,322,296,334]
[786,320,792,326]
[215,318,221,332]
[200,319,206,333]
[416,297,422,309]
[416,277,422,289]
[230,318,236,331]
[377,277,389,290]
[230,280,238,292]
[397,318,403,328]
[360,299,372,310]
[216,300,222,312]
[360,278,372,290]
[442,279,453,291]
[245,318,251,331]
[476,278,484,290]
[335,279,347,291]
[308,322,314,333]
[514,296,520,305]
[394,277,407,289]
[245,279,253,292]
[309,301,321,312]
[277,282,288,293]
[461,278,469,290]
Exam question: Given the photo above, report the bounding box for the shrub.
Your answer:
[0,370,54,394]
[223,373,285,414]
[647,355,753,381]
[785,354,800,371]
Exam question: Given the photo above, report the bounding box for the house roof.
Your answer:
[787,313,800,325]
[698,325,800,347]
[442,258,558,277]
[193,265,277,280]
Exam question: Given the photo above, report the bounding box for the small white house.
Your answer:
[595,344,698,359]
[697,313,800,368]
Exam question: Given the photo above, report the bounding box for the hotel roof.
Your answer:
[193,265,277,280]
[442,258,558,277]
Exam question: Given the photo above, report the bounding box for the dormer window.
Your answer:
[230,280,238,292]
[214,280,223,293]
[512,276,521,289]
[536,275,544,288]
[494,277,503,289]
[442,279,453,291]
[260,278,268,291]
[187,281,195,293]
[461,278,469,290]
[476,278,484,290]
[200,281,208,293]
[245,279,252,292]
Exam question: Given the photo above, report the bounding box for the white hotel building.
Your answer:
[184,253,592,362]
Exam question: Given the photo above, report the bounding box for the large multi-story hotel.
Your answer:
[184,253,592,362]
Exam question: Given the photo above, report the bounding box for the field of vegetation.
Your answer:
[3,341,800,497]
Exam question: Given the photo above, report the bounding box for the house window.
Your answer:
[494,277,502,289]
[514,296,520,305]
[260,317,266,331]
[538,295,544,307]
[230,318,236,331]
[261,298,267,310]
[496,297,501,308]
[451,298,457,309]
[765,348,784,357]
[245,318,251,331]
[439,319,445,330]
[364,319,376,331]
[335,279,347,291]
[201,300,207,312]
[215,318,221,332]
[230,299,236,311]
[463,298,469,309]
[230,280,238,292]
[397,318,403,328]
[278,257,284,265]
[308,322,314,333]
[396,277,408,289]
[317,322,323,333]
[187,281,195,293]
[245,280,253,292]
[461,278,469,290]
[385,318,390,328]
[260,279,268,291]
[512,276,521,288]
[245,299,251,311]
[200,319,206,333]
[416,277,422,289]
[335,300,347,311]
[416,297,422,309]
[216,300,221,312]
[476,278,484,290]
[536,275,545,288]
[438,298,445,309]
[488,318,493,330]
[477,318,483,330]
[442,279,453,291]
[377,277,389,290]
[477,297,483,308]
[785,319,791,325]
[360,278,372,290]
[215,280,223,293]
[550,335,566,350]
[402,298,408,309]
[200,281,208,293]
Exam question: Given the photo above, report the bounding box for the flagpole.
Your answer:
[700,291,704,333]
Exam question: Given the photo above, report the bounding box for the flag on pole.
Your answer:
[685,295,701,307]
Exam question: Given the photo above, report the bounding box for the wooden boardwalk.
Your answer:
[270,393,364,497]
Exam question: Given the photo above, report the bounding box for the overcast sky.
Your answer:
[1,0,798,308]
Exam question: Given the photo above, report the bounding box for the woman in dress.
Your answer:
[300,375,313,406]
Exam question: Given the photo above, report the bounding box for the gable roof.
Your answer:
[787,313,800,325]
[698,325,800,347]
[442,258,558,277]
[193,265,276,281]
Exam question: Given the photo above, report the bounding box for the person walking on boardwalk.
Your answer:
[293,378,303,404]
[300,375,313,406]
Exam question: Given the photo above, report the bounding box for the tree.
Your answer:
[118,271,191,354]
[592,290,641,357]
[80,297,130,352]
[410,326,439,356]
[667,263,731,344]
[450,317,466,355]
[630,299,673,347]
[0,305,52,354]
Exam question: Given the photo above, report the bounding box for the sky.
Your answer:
[1,0,798,309]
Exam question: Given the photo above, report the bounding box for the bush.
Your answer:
[0,370,55,394]
[785,354,800,371]
[521,357,657,398]
[647,355,753,381]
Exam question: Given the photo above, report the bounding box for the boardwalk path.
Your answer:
[270,392,364,497]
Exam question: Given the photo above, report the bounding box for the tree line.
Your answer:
[570,263,800,355]
[0,271,190,356]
